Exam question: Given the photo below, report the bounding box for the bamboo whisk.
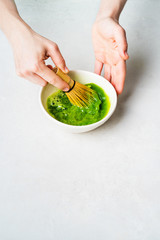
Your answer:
[53,67,94,107]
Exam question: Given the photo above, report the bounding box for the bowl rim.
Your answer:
[40,69,117,129]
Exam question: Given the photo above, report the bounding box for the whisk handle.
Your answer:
[53,67,74,89]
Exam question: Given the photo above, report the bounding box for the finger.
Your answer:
[111,60,126,95]
[47,43,69,73]
[47,65,54,70]
[25,73,47,86]
[94,59,103,75]
[115,27,129,60]
[104,64,111,82]
[37,64,69,91]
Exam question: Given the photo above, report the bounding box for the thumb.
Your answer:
[115,27,129,60]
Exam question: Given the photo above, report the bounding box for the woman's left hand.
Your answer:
[92,17,129,94]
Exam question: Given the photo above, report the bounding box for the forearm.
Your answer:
[0,0,31,44]
[96,0,127,21]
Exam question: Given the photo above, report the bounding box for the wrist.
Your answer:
[2,14,32,45]
[95,0,127,23]
[96,9,120,23]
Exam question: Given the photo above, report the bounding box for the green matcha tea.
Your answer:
[46,83,110,126]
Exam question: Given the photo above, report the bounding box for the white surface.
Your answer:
[41,70,117,133]
[0,0,160,239]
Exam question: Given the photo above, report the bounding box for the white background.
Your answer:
[0,0,160,239]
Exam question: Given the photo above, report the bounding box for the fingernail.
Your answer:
[63,87,70,92]
[65,67,69,73]
[125,51,129,57]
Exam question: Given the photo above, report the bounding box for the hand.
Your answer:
[10,23,69,91]
[92,17,129,94]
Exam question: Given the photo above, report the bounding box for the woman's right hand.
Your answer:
[10,22,69,91]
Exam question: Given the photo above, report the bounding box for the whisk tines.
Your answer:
[66,81,95,107]
[53,67,95,107]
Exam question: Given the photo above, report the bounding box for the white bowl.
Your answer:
[40,70,117,133]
